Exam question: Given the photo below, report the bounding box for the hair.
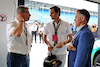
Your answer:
[33,22,35,23]
[17,5,29,14]
[50,6,61,16]
[77,9,90,23]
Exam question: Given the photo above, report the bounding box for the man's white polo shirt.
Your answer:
[6,20,32,55]
[44,20,72,55]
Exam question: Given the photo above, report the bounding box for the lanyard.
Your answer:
[53,21,61,35]
[24,24,28,45]
[53,21,61,45]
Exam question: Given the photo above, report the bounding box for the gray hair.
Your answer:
[76,9,90,23]
[17,5,29,14]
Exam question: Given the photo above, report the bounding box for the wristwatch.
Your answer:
[19,20,24,22]
[64,41,67,45]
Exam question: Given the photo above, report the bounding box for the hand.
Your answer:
[56,42,64,48]
[16,14,24,22]
[40,32,42,34]
[67,43,76,51]
[48,45,53,51]
[71,47,76,51]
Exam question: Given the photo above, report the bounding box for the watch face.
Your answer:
[19,20,24,22]
[65,42,67,45]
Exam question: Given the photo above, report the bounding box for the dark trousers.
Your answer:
[7,53,30,67]
[32,31,37,42]
[39,33,43,42]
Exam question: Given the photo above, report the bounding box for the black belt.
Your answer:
[8,52,27,56]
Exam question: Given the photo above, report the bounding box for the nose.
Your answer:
[29,14,31,16]
[50,14,51,16]
[74,19,76,21]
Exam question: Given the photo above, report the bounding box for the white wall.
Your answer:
[0,0,17,67]
[98,4,100,35]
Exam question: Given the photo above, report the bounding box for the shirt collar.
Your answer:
[15,18,19,23]
[54,20,62,26]
[77,24,86,32]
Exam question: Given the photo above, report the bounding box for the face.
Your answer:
[50,9,59,20]
[33,22,35,25]
[40,25,42,27]
[22,9,31,21]
[74,11,83,27]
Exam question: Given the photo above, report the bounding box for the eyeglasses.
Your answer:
[22,11,30,14]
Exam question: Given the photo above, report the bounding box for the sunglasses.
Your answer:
[22,11,30,14]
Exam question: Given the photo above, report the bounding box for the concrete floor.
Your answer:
[30,36,68,67]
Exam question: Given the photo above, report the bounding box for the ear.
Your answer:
[57,12,60,16]
[81,16,85,22]
[19,11,23,16]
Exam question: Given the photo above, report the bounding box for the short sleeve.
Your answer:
[44,23,49,35]
[7,21,17,36]
[66,22,72,35]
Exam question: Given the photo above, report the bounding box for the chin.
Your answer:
[27,18,30,21]
[51,18,54,19]
[25,19,29,21]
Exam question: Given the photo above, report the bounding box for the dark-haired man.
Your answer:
[44,6,74,67]
[67,9,94,67]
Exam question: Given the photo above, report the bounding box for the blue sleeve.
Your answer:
[74,32,94,67]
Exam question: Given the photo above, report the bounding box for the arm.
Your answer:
[38,28,40,34]
[11,14,24,37]
[74,32,94,67]
[56,34,73,48]
[66,34,73,43]
[67,43,76,51]
[43,35,53,51]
